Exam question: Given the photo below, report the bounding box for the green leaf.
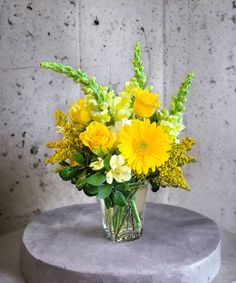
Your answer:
[59,166,80,181]
[124,183,130,191]
[83,185,98,197]
[114,185,129,198]
[112,190,127,206]
[75,170,87,191]
[150,180,160,192]
[85,173,106,186]
[97,184,113,200]
[104,197,113,209]
[76,179,85,191]
[149,112,158,123]
[73,153,85,164]
[104,152,111,170]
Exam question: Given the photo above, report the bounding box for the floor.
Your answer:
[0,229,235,283]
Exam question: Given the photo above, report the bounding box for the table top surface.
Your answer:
[21,202,221,283]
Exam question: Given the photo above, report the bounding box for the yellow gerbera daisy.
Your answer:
[118,119,170,174]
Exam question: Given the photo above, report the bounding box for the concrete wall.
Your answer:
[150,0,236,233]
[0,0,235,235]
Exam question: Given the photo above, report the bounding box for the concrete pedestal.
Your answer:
[20,203,221,283]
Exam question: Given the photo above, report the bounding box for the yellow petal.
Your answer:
[118,119,170,175]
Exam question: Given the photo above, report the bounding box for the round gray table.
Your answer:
[20,203,221,283]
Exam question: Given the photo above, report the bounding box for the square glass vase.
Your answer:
[100,183,147,242]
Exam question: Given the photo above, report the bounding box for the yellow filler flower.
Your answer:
[118,119,170,174]
[132,88,161,118]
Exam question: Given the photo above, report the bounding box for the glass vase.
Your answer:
[100,183,147,242]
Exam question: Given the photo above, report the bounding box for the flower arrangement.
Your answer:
[41,42,196,242]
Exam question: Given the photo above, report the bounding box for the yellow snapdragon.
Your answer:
[85,89,115,123]
[157,110,185,142]
[113,79,139,121]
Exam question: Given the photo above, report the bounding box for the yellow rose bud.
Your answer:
[69,98,91,124]
[80,121,115,154]
[133,88,161,118]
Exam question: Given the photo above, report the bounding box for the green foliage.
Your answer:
[84,172,106,186]
[103,152,111,170]
[59,166,80,181]
[73,153,85,164]
[104,197,113,209]
[170,72,195,115]
[97,184,113,200]
[75,170,87,190]
[83,185,98,197]
[111,190,127,206]
[40,61,103,104]
[133,41,147,89]
[150,180,160,192]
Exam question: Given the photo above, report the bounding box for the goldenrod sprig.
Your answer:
[40,61,103,104]
[170,72,195,115]
[133,41,147,89]
[153,137,196,190]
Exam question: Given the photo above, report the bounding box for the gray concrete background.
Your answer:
[0,0,236,235]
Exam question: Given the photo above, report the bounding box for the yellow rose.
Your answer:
[69,98,91,124]
[133,88,161,118]
[80,121,115,154]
